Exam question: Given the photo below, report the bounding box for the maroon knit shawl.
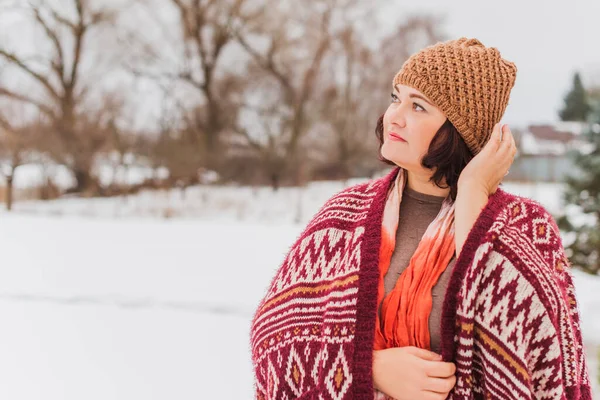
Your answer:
[250,167,592,399]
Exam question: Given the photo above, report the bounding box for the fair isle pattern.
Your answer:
[263,227,365,299]
[250,178,386,400]
[251,168,592,399]
[303,182,381,232]
[443,194,592,400]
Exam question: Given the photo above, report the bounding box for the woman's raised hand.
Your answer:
[458,123,517,196]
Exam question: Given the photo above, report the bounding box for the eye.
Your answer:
[413,102,425,112]
[391,93,399,102]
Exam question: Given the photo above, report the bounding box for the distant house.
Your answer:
[508,122,588,182]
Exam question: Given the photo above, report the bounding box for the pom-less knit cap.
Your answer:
[393,37,517,155]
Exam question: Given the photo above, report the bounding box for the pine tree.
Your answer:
[559,72,592,122]
[558,92,600,275]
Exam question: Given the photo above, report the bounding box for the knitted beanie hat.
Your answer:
[393,37,517,155]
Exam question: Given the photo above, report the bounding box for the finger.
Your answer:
[509,127,517,157]
[497,126,515,157]
[490,126,514,182]
[502,125,517,155]
[424,376,457,393]
[485,123,503,152]
[499,126,518,165]
[494,121,503,140]
[425,360,456,378]
[506,124,515,146]
[405,346,443,361]
[499,124,514,148]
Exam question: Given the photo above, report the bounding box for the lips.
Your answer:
[388,131,407,142]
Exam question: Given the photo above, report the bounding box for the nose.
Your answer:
[389,101,407,128]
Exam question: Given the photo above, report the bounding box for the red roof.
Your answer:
[527,125,577,143]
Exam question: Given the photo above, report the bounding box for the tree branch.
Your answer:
[32,7,66,82]
[48,5,77,30]
[68,0,87,90]
[0,87,56,118]
[235,33,294,102]
[0,49,61,100]
[0,113,14,132]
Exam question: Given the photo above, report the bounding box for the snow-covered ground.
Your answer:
[0,215,299,399]
[0,161,170,191]
[0,176,598,399]
[7,174,569,221]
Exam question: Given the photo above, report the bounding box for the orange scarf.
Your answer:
[373,168,456,350]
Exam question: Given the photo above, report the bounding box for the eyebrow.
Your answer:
[393,85,434,107]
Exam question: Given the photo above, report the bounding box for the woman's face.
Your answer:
[381,84,447,173]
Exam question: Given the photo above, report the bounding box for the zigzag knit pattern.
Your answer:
[249,168,592,399]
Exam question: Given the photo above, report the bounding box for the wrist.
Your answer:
[457,178,489,197]
[372,350,380,389]
[372,350,387,391]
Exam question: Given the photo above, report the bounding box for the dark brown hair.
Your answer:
[375,114,473,201]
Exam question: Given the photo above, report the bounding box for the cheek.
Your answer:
[416,134,434,154]
[422,121,442,147]
[382,109,392,132]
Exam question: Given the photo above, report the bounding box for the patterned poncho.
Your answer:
[249,167,592,399]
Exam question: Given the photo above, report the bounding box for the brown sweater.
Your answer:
[381,185,456,354]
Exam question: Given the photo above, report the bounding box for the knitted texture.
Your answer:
[393,37,517,155]
[249,168,592,399]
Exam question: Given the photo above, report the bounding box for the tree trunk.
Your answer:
[270,173,280,191]
[6,174,13,211]
[73,168,97,196]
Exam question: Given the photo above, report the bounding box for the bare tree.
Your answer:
[149,114,202,198]
[0,101,40,210]
[232,0,338,188]
[130,0,257,175]
[106,126,137,194]
[0,124,23,211]
[314,14,445,181]
[313,25,378,181]
[0,0,125,193]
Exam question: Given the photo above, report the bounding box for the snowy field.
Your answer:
[8,174,570,222]
[0,215,298,399]
[0,176,598,399]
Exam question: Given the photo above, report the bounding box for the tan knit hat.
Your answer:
[393,37,517,155]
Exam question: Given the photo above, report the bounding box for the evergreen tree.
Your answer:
[559,72,592,122]
[558,93,600,275]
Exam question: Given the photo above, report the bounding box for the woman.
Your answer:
[249,38,592,400]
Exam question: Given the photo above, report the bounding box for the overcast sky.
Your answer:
[1,1,598,131]
[381,0,600,128]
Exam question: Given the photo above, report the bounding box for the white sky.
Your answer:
[381,0,600,128]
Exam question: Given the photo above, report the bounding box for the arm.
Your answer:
[455,123,516,258]
[454,183,489,258]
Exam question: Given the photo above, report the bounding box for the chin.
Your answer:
[381,145,408,169]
